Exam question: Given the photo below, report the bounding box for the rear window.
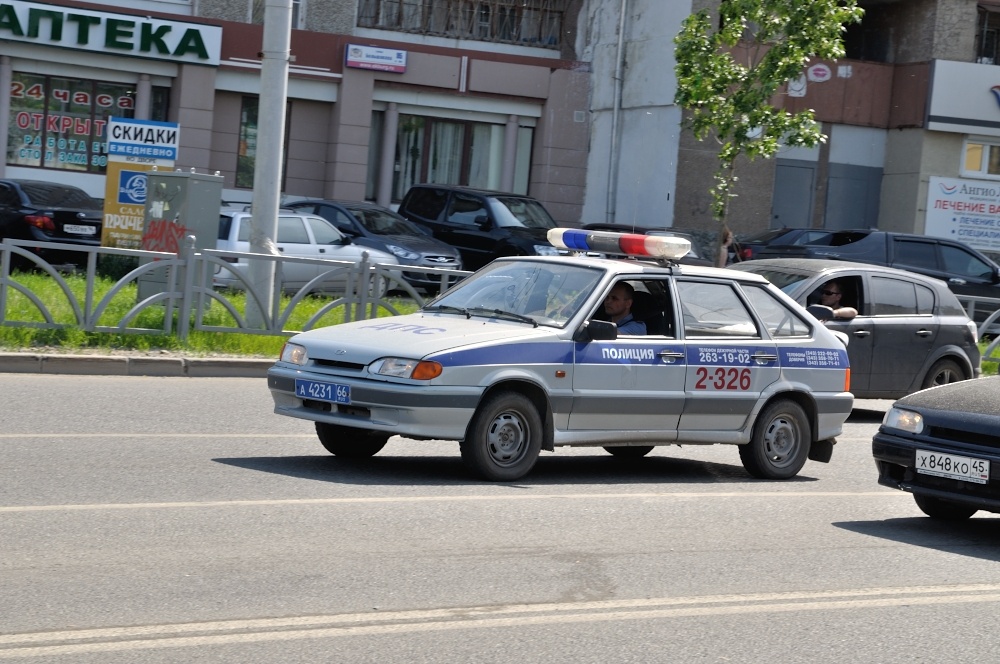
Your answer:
[19,182,100,209]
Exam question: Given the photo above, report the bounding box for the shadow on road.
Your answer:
[848,408,887,424]
[834,517,1000,562]
[214,450,821,487]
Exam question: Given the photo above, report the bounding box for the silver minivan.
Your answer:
[215,209,400,292]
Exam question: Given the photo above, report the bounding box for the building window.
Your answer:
[251,0,304,29]
[357,0,565,49]
[976,7,1000,65]
[385,112,533,200]
[6,73,167,174]
[962,138,1000,179]
[235,96,290,190]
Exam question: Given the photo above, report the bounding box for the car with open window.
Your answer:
[267,229,854,481]
[730,258,981,399]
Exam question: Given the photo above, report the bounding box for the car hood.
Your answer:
[896,376,1000,418]
[380,233,459,257]
[501,225,553,242]
[287,312,559,366]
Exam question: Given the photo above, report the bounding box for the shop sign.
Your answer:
[0,1,221,66]
[926,176,1000,254]
[345,44,407,73]
[102,117,179,249]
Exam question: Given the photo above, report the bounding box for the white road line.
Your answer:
[1,585,998,658]
[0,491,902,513]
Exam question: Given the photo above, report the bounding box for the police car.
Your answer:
[267,229,854,481]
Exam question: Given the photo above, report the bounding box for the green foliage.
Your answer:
[674,0,863,221]
[0,271,419,357]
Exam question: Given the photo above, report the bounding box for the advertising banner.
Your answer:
[925,176,1000,255]
[101,117,179,248]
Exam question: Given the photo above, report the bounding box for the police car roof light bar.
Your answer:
[547,228,691,260]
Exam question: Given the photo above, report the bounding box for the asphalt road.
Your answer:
[2,375,999,663]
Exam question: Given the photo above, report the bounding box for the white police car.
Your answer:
[267,229,854,481]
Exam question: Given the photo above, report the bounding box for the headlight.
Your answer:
[370,357,443,380]
[882,406,924,434]
[534,244,559,256]
[387,244,420,260]
[280,342,308,365]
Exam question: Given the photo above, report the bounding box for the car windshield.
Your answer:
[731,266,812,294]
[491,197,558,229]
[349,208,425,236]
[426,260,602,327]
[20,183,100,209]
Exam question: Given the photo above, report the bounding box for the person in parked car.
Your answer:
[818,280,858,320]
[604,282,646,335]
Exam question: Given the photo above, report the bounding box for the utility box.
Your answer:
[138,169,224,302]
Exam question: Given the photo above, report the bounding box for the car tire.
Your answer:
[604,446,654,459]
[740,400,811,479]
[315,423,389,458]
[913,494,978,521]
[461,391,542,481]
[921,359,965,390]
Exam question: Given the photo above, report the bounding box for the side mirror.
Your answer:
[574,319,618,342]
[806,304,835,322]
[335,235,351,246]
[474,214,491,230]
[993,267,1000,284]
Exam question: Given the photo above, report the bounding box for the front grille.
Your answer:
[313,358,366,371]
[927,426,1000,449]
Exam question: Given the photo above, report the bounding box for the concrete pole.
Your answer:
[0,56,11,179]
[135,74,152,120]
[247,0,292,328]
[501,114,518,192]
[376,103,399,207]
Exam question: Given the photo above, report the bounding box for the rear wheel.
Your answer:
[315,423,389,458]
[913,494,977,521]
[604,446,654,459]
[461,391,542,481]
[921,359,964,390]
[740,400,811,479]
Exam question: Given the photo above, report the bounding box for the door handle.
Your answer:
[853,330,871,337]
[277,247,285,252]
[915,329,933,337]
[658,350,685,362]
[319,248,326,253]
[750,352,777,362]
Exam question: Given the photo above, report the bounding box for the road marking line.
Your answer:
[0,491,905,513]
[2,586,998,657]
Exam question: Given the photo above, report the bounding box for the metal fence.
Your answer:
[0,237,470,341]
[2,236,999,366]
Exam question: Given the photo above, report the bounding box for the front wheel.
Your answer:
[740,400,811,479]
[461,391,543,481]
[315,423,389,458]
[913,494,977,521]
[921,359,964,390]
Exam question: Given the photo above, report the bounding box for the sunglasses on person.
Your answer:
[821,289,841,296]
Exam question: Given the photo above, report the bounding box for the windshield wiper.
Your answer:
[467,307,538,327]
[423,305,471,318]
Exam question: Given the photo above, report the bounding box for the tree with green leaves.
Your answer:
[673,0,864,241]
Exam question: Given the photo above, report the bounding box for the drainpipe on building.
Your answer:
[247,0,292,328]
[606,0,628,223]
[0,56,11,179]
[135,74,152,120]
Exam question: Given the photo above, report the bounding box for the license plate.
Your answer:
[64,224,96,235]
[295,379,351,404]
[915,449,990,484]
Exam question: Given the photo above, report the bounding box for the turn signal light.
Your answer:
[844,368,851,393]
[25,215,55,231]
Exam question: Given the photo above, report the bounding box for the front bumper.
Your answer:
[267,364,482,440]
[872,431,1000,513]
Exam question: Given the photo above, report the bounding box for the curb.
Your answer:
[0,353,272,378]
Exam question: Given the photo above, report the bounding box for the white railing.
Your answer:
[0,237,470,341]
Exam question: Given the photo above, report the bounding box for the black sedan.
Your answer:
[731,227,833,262]
[730,258,981,399]
[284,199,463,292]
[0,179,103,268]
[873,376,1000,520]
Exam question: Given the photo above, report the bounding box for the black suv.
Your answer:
[752,229,1000,330]
[396,184,561,271]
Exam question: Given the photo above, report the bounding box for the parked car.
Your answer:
[0,179,103,268]
[749,229,1000,331]
[873,375,1000,520]
[396,184,561,271]
[581,223,714,266]
[268,229,853,482]
[730,258,981,399]
[730,227,834,262]
[283,199,463,292]
[215,209,400,292]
